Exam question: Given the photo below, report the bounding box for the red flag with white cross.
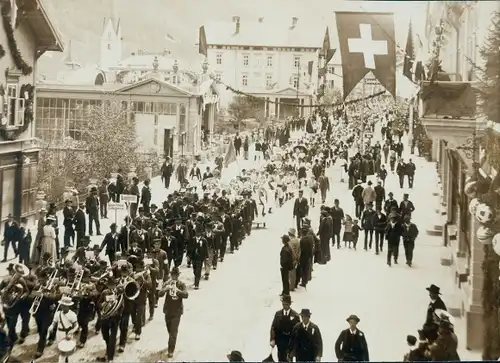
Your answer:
[335,11,396,99]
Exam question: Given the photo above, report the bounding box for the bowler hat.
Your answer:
[227,350,244,362]
[281,294,292,304]
[426,284,441,295]
[346,314,360,323]
[300,308,311,317]
[288,228,296,236]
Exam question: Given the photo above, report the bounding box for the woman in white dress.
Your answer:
[40,216,57,260]
[307,175,318,208]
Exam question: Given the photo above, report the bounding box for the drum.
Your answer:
[58,338,76,357]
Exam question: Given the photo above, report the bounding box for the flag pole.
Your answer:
[360,78,366,154]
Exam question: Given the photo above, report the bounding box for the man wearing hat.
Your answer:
[270,295,300,361]
[279,235,294,296]
[287,228,300,291]
[293,190,309,233]
[334,314,369,362]
[399,193,415,219]
[289,308,323,362]
[74,202,86,248]
[423,284,447,343]
[100,223,119,264]
[47,296,78,357]
[351,180,364,218]
[383,192,398,217]
[159,267,189,359]
[63,199,75,248]
[2,213,19,262]
[85,187,101,236]
[318,207,333,263]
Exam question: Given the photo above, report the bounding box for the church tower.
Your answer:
[99,0,122,70]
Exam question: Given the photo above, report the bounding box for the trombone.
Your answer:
[29,267,58,315]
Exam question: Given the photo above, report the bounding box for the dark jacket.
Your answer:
[161,279,189,319]
[361,209,376,230]
[85,194,99,215]
[399,200,415,217]
[280,244,294,271]
[319,215,333,239]
[100,232,118,255]
[330,207,344,232]
[270,309,301,347]
[372,213,387,232]
[3,221,18,242]
[402,222,419,241]
[383,198,399,215]
[290,322,323,361]
[334,328,370,361]
[293,198,309,218]
[385,222,403,243]
[374,185,385,201]
[73,209,86,233]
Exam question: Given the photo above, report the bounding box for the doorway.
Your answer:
[163,129,173,158]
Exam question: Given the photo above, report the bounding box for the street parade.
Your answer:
[0,0,497,361]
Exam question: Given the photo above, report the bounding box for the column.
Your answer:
[13,152,23,220]
[300,98,304,117]
[264,98,268,118]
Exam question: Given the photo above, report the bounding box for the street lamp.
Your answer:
[456,128,481,165]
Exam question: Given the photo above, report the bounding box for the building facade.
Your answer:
[0,0,62,226]
[35,76,218,158]
[203,16,326,118]
[421,0,499,350]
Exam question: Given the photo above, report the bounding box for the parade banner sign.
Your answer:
[335,11,396,99]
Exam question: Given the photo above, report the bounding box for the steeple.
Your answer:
[63,40,81,70]
[100,0,122,70]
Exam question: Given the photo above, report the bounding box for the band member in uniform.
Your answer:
[191,226,208,289]
[76,269,98,348]
[97,274,123,362]
[270,295,300,362]
[100,223,119,264]
[158,267,188,359]
[47,296,78,349]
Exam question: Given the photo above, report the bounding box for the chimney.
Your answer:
[233,16,240,33]
[258,17,264,23]
[291,17,298,28]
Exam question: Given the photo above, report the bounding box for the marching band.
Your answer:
[0,176,271,362]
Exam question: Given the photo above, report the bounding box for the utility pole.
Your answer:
[360,78,366,154]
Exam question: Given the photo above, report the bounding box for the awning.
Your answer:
[419,81,477,118]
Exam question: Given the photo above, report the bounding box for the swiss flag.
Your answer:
[335,11,396,99]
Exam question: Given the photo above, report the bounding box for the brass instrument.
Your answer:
[121,275,141,301]
[29,267,58,315]
[1,263,29,309]
[53,267,84,316]
[162,279,179,300]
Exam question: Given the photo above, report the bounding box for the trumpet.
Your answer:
[162,279,179,300]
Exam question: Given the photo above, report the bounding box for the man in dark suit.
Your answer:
[85,187,101,236]
[293,190,309,233]
[289,309,323,362]
[63,199,75,248]
[330,199,344,248]
[372,208,387,255]
[2,213,18,262]
[279,235,294,296]
[396,159,407,188]
[269,294,300,362]
[298,226,314,288]
[99,223,119,264]
[399,193,415,219]
[401,215,419,267]
[318,208,333,263]
[385,215,403,266]
[423,284,447,343]
[383,192,398,216]
[405,158,416,188]
[373,181,385,211]
[73,203,86,248]
[334,314,369,362]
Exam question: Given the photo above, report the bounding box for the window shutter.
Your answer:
[17,98,25,126]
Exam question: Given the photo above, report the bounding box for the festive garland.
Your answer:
[1,4,32,75]
[0,83,34,141]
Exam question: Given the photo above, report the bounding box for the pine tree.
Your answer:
[478,11,500,360]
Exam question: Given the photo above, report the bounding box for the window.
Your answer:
[254,54,262,68]
[215,72,222,81]
[329,80,335,88]
[216,53,223,65]
[293,56,301,68]
[328,66,335,74]
[241,74,248,86]
[21,165,37,216]
[107,43,111,50]
[243,54,249,67]
[6,84,24,127]
[267,55,273,67]
[266,75,273,88]
[293,76,299,88]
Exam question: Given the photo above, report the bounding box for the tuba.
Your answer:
[121,276,141,301]
[1,263,29,310]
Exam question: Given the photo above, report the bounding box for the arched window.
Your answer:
[94,73,105,86]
